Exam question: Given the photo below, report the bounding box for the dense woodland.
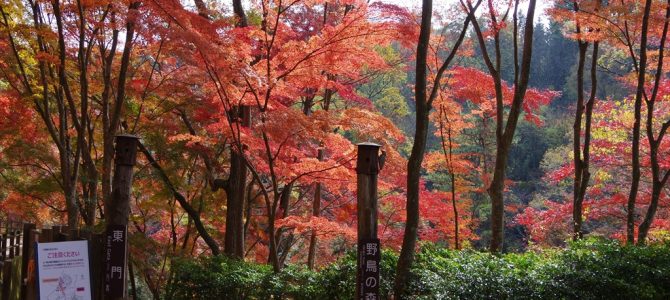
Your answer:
[1,0,670,298]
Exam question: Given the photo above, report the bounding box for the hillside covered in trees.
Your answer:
[1,0,669,298]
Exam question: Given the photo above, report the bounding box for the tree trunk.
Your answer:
[307,149,323,269]
[394,0,479,294]
[572,38,588,240]
[637,0,670,244]
[448,126,459,249]
[472,0,536,253]
[487,141,510,252]
[224,150,247,259]
[451,172,459,250]
[267,208,280,272]
[275,183,294,266]
[626,0,652,245]
[638,182,662,243]
[439,106,460,250]
[394,0,432,296]
[138,141,221,255]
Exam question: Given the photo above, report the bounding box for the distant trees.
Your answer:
[519,0,670,246]
[2,1,670,298]
[466,0,540,252]
[0,0,145,228]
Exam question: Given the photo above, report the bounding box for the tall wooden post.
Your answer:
[20,223,35,300]
[356,142,381,300]
[104,134,139,300]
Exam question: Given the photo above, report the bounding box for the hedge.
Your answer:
[167,238,670,299]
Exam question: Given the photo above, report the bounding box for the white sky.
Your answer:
[211,0,553,25]
[379,0,553,24]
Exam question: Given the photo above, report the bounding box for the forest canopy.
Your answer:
[0,0,669,298]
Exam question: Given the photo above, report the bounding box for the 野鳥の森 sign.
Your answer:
[357,238,380,300]
[36,240,92,300]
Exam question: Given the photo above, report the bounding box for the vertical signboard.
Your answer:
[356,143,382,300]
[36,240,92,300]
[104,224,128,298]
[357,238,380,300]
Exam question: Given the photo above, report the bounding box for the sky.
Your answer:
[379,0,553,25]
[211,0,554,25]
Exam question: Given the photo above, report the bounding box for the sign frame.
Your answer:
[35,240,93,300]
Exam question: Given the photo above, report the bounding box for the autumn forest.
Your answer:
[1,0,670,298]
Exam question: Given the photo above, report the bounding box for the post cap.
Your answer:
[114,134,140,166]
[356,142,381,175]
[357,142,381,147]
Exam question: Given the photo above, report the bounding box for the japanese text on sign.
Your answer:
[36,240,92,300]
[357,238,380,300]
[105,224,128,299]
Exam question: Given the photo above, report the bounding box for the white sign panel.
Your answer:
[36,240,92,300]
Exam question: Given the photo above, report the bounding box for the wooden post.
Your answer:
[20,223,35,300]
[8,223,15,260]
[2,258,12,300]
[13,223,21,260]
[25,228,39,300]
[39,229,52,243]
[356,142,382,300]
[1,242,4,263]
[51,226,62,242]
[91,233,104,300]
[1,231,5,262]
[0,220,7,300]
[106,134,139,226]
[105,134,139,300]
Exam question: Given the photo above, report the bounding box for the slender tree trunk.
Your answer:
[470,0,536,253]
[573,38,588,240]
[578,42,599,238]
[638,182,662,243]
[307,149,323,269]
[448,129,460,250]
[394,0,432,296]
[439,106,460,249]
[450,170,459,250]
[138,141,221,255]
[487,142,509,252]
[275,183,294,266]
[267,206,280,272]
[394,0,478,294]
[626,0,652,245]
[637,0,670,244]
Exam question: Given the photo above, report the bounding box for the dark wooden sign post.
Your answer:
[104,134,139,300]
[356,142,382,300]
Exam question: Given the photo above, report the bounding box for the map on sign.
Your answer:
[36,240,92,300]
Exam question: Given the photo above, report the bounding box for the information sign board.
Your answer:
[36,240,92,300]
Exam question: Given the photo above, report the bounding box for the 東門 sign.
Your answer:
[105,224,128,299]
[36,240,92,300]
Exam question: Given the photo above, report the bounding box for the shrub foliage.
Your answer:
[168,239,670,299]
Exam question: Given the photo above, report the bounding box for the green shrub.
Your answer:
[167,255,289,299]
[167,238,670,300]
